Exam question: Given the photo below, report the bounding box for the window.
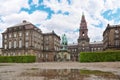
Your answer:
[14,41,17,48]
[4,40,7,43]
[41,54,43,58]
[4,34,7,39]
[94,48,96,50]
[25,42,28,48]
[46,54,48,58]
[9,34,12,38]
[26,37,29,40]
[82,42,85,47]
[4,44,7,49]
[91,48,93,51]
[41,46,43,50]
[39,54,41,57]
[9,42,12,49]
[14,33,16,37]
[26,32,29,36]
[46,37,49,41]
[115,35,119,38]
[75,49,76,52]
[13,53,15,56]
[25,52,28,55]
[19,40,22,48]
[19,32,22,36]
[82,48,84,50]
[46,46,48,50]
[82,32,85,36]
[115,40,119,46]
[34,43,37,48]
[115,30,119,34]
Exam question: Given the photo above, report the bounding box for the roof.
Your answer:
[11,21,32,27]
[90,41,103,47]
[43,31,60,39]
[103,24,120,36]
[2,20,42,34]
[68,43,78,46]
[67,43,78,48]
[90,41,103,44]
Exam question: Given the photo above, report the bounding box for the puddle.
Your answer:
[20,69,120,80]
[0,64,11,66]
[0,70,15,73]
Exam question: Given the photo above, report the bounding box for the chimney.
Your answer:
[23,20,27,23]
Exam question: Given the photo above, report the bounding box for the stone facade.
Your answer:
[67,44,78,61]
[103,24,120,50]
[39,31,60,62]
[1,20,60,62]
[90,41,103,52]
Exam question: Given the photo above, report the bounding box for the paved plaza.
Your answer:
[0,62,120,80]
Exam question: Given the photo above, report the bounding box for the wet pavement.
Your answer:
[19,69,120,80]
[0,62,120,80]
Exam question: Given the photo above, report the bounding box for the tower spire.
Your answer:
[78,13,90,52]
[80,12,87,29]
[82,12,84,16]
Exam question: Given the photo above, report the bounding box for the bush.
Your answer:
[0,55,36,63]
[79,51,120,62]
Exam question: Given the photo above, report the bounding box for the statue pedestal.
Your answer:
[56,34,70,61]
[56,50,70,62]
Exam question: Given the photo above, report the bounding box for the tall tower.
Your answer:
[78,13,90,52]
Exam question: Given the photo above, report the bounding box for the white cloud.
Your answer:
[1,11,48,27]
[0,10,48,47]
[40,13,80,44]
[0,0,120,47]
[0,0,29,16]
[104,0,120,11]
[42,0,120,44]
[31,0,39,6]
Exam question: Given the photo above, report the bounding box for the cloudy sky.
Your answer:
[0,0,120,47]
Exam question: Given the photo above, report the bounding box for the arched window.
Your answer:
[82,32,85,36]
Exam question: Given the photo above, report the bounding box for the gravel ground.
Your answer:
[0,62,120,80]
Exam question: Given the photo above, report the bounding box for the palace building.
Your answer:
[1,20,60,62]
[103,24,120,50]
[3,13,118,62]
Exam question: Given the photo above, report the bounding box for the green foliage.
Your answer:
[79,51,120,62]
[0,56,36,63]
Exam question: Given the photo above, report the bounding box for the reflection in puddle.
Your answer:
[20,69,120,80]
